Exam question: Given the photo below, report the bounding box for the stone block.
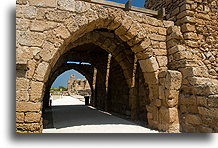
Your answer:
[199,126,213,133]
[158,27,167,35]
[165,70,182,90]
[159,107,178,124]
[147,112,153,119]
[34,62,50,82]
[16,102,42,112]
[159,42,166,49]
[198,107,217,118]
[184,32,198,40]
[181,23,195,32]
[181,123,196,133]
[17,0,27,5]
[153,48,167,56]
[25,112,41,123]
[16,112,25,123]
[16,90,29,101]
[208,95,218,108]
[185,40,199,48]
[178,16,195,24]
[186,105,199,114]
[165,89,179,99]
[23,6,37,19]
[155,99,161,107]
[16,18,30,31]
[171,7,180,16]
[177,10,194,19]
[17,31,45,47]
[30,81,44,102]
[156,56,168,67]
[164,90,179,107]
[168,45,186,55]
[29,0,57,8]
[26,60,37,79]
[16,46,35,60]
[146,16,163,27]
[40,42,59,62]
[196,96,207,106]
[179,66,209,78]
[184,114,202,125]
[115,17,132,36]
[16,123,41,131]
[158,70,167,78]
[132,38,151,53]
[57,0,75,11]
[45,10,71,22]
[143,72,158,84]
[54,24,71,39]
[180,95,196,105]
[148,84,159,101]
[166,39,180,49]
[139,57,159,73]
[163,20,174,28]
[167,27,183,40]
[149,34,166,41]
[135,50,153,60]
[159,85,165,100]
[30,20,58,32]
[16,78,30,91]
[173,50,193,60]
[125,23,141,40]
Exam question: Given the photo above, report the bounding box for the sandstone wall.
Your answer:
[107,57,130,115]
[16,0,217,133]
[68,75,91,96]
[145,0,218,132]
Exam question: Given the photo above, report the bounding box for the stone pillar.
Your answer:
[158,70,182,132]
[105,54,111,111]
[90,68,97,107]
[130,55,138,120]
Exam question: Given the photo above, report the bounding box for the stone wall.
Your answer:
[145,0,218,132]
[16,0,217,133]
[145,0,218,78]
[68,75,91,96]
[107,57,131,115]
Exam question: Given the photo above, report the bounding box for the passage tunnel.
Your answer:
[43,29,150,125]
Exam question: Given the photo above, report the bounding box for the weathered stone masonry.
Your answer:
[16,0,217,133]
[145,0,218,132]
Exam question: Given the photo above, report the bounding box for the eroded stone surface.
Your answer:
[16,0,218,133]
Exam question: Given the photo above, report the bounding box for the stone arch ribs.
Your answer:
[16,0,174,133]
[66,30,134,87]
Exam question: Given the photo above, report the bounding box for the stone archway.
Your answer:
[43,62,95,110]
[16,0,174,133]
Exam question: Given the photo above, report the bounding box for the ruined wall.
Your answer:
[145,0,218,77]
[145,0,218,132]
[68,75,91,96]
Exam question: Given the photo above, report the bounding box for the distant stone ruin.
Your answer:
[68,75,91,96]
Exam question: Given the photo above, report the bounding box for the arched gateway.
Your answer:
[16,0,218,133]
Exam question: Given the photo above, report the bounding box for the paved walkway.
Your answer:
[42,96,158,133]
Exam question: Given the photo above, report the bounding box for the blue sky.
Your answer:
[51,0,145,88]
[51,70,85,88]
[108,0,145,8]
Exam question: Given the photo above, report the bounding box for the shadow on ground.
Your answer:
[44,105,137,129]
